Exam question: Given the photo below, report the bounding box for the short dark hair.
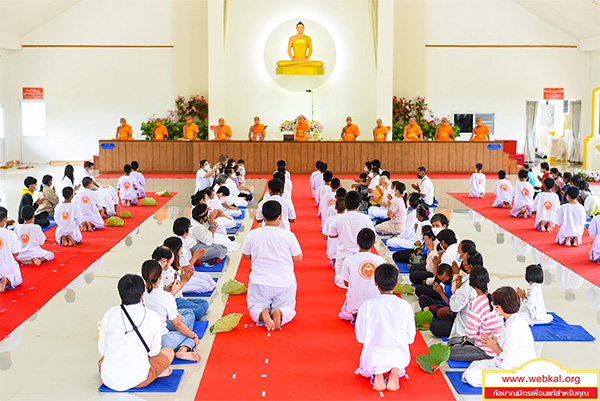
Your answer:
[224,167,233,176]
[277,160,286,168]
[191,203,209,222]
[476,163,483,170]
[437,263,452,278]
[277,166,286,175]
[492,286,521,314]
[571,175,581,185]
[237,159,245,165]
[84,161,94,169]
[374,263,398,291]
[199,159,208,167]
[437,229,457,246]
[357,228,376,250]
[417,166,427,174]
[273,172,285,184]
[381,170,391,179]
[518,169,529,179]
[330,178,341,190]
[21,205,35,221]
[262,200,282,221]
[131,161,139,170]
[319,162,328,173]
[371,166,380,175]
[24,176,37,187]
[566,186,579,200]
[0,207,7,222]
[152,246,173,263]
[497,170,506,179]
[431,213,449,227]
[118,274,145,305]
[464,250,483,268]
[216,186,230,196]
[335,199,346,213]
[550,167,560,176]
[62,186,74,199]
[371,159,381,169]
[323,171,333,182]
[523,163,530,170]
[124,164,132,174]
[543,177,555,190]
[408,192,421,209]
[578,180,590,191]
[344,190,361,210]
[82,177,93,187]
[336,187,347,199]
[173,217,191,236]
[540,162,550,171]
[315,160,322,169]
[359,172,367,180]
[459,239,476,254]
[268,178,284,194]
[364,161,372,170]
[525,264,544,284]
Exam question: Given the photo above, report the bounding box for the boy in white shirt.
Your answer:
[74,177,105,231]
[130,161,146,199]
[492,170,513,208]
[311,162,328,202]
[532,177,560,231]
[242,201,303,331]
[556,186,587,247]
[14,206,54,265]
[256,179,296,231]
[117,164,139,207]
[309,161,323,195]
[468,163,486,198]
[237,159,246,182]
[97,184,119,218]
[323,199,346,268]
[0,207,22,292]
[339,228,384,322]
[510,169,535,218]
[277,166,293,199]
[319,178,340,226]
[55,187,83,246]
[323,188,347,228]
[329,191,376,288]
[215,187,242,219]
[315,171,334,209]
[355,263,416,392]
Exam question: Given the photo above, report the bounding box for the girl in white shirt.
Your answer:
[187,204,228,262]
[58,164,81,201]
[517,264,553,325]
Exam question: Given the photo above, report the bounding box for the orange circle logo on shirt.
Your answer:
[521,188,529,197]
[359,261,377,280]
[20,234,29,244]
[124,182,131,190]
[328,198,336,207]
[478,179,482,185]
[500,184,508,191]
[61,211,70,220]
[82,196,89,204]
[0,237,3,250]
[543,201,553,211]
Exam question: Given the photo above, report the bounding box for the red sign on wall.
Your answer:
[543,88,564,100]
[23,87,43,100]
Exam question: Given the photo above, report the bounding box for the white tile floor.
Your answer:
[0,164,598,401]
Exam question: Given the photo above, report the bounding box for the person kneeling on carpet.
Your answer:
[98,274,175,391]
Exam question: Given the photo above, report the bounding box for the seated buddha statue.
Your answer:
[276,22,324,75]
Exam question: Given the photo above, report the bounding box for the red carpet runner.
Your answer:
[196,177,454,400]
[450,192,599,287]
[0,192,175,339]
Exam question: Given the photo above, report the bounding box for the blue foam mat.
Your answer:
[171,321,209,364]
[445,371,481,395]
[233,210,245,220]
[395,261,410,274]
[530,312,595,342]
[441,336,449,342]
[99,369,184,393]
[226,223,242,235]
[183,277,218,297]
[195,256,227,273]
[447,359,471,369]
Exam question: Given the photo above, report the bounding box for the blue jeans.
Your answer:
[175,298,208,321]
[161,308,196,351]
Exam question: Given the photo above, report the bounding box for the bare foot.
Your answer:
[20,260,34,265]
[386,368,400,391]
[32,258,42,266]
[565,237,572,247]
[261,308,275,331]
[539,224,546,232]
[0,277,8,293]
[158,366,173,377]
[67,236,75,246]
[272,309,282,330]
[422,307,430,312]
[175,351,201,361]
[373,374,386,391]
[573,237,580,247]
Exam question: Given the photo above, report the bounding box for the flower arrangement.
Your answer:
[392,96,460,141]
[280,116,324,141]
[140,95,209,140]
[573,169,600,182]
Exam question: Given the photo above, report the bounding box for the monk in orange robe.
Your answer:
[435,118,454,141]
[372,119,388,141]
[341,117,359,141]
[115,118,133,140]
[152,121,169,140]
[403,118,423,141]
[180,117,199,140]
[215,118,233,141]
[248,116,265,141]
[295,115,310,141]
[469,118,490,141]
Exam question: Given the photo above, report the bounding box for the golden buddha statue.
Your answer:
[276,21,324,75]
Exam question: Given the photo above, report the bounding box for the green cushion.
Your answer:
[120,210,133,219]
[106,217,124,227]
[155,190,172,197]
[221,279,248,295]
[210,313,243,333]
[141,197,157,206]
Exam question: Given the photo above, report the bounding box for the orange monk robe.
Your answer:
[437,125,454,141]
[154,124,168,140]
[295,120,310,141]
[183,122,199,140]
[472,124,490,141]
[216,124,233,141]
[404,124,422,141]
[343,124,360,141]
[116,124,133,140]
[251,124,265,141]
[374,126,388,141]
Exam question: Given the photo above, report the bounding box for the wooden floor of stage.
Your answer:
[98,140,504,174]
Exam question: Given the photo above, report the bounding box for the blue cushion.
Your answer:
[99,369,184,393]
[183,277,218,297]
[445,371,481,395]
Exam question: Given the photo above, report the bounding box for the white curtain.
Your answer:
[569,100,582,163]
[525,101,538,162]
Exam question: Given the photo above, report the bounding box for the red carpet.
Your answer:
[196,177,454,400]
[450,193,599,287]
[0,192,176,339]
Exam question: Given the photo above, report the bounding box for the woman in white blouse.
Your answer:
[187,203,228,262]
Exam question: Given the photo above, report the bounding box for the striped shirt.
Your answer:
[388,197,408,225]
[465,294,504,356]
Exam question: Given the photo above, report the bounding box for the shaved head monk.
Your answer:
[341,117,359,141]
[295,115,309,141]
[215,118,233,141]
[152,120,169,140]
[435,118,454,141]
[115,118,133,140]
[248,116,265,141]
[403,118,423,141]
[180,116,200,141]
[470,117,490,141]
[372,119,388,141]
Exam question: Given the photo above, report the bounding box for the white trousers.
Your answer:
[462,359,497,387]
[247,280,297,326]
[334,257,348,289]
[368,207,388,219]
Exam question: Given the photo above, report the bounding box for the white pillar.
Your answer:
[208,0,226,127]
[376,0,394,140]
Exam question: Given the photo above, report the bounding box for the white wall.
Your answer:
[586,50,600,170]
[0,49,12,164]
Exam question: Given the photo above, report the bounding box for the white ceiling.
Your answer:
[0,0,82,36]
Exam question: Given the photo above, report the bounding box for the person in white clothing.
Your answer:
[462,287,537,387]
[323,199,346,268]
[532,177,560,231]
[74,177,105,231]
[130,161,146,199]
[196,160,221,192]
[510,170,535,218]
[323,188,347,225]
[411,166,435,206]
[319,178,339,226]
[75,161,99,188]
[98,274,174,391]
[187,204,228,262]
[328,191,376,288]
[339,229,384,322]
[243,200,303,331]
[517,264,553,325]
[555,186,587,246]
[492,170,513,208]
[58,164,81,201]
[97,184,119,218]
[311,162,328,202]
[309,161,323,198]
[468,163,486,198]
[0,207,22,292]
[355,263,416,392]
[385,193,422,249]
[256,179,296,231]
[365,167,381,198]
[55,187,83,246]
[277,166,293,199]
[375,181,408,235]
[590,214,600,263]
[117,164,139,207]
[315,171,333,209]
[14,206,54,265]
[367,176,392,220]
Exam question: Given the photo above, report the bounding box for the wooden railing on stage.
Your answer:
[98,140,504,174]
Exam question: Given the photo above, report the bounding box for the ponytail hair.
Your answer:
[191,203,209,222]
[470,265,493,311]
[141,260,162,293]
[415,204,430,220]
[393,181,408,208]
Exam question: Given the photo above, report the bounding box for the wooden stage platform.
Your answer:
[98,140,504,174]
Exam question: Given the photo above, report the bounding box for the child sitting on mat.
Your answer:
[417,263,453,318]
[323,199,346,269]
[492,170,512,208]
[323,188,347,225]
[468,163,486,198]
[97,184,119,218]
[117,164,139,207]
[0,207,22,292]
[516,264,553,325]
[74,177,105,231]
[315,170,333,210]
[14,206,54,265]
[532,177,560,232]
[590,213,600,262]
[555,186,587,247]
[130,161,146,199]
[339,228,385,322]
[310,161,323,197]
[311,162,328,202]
[319,178,340,227]
[510,169,534,218]
[355,263,416,392]
[243,200,303,331]
[386,192,422,250]
[55,187,83,246]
